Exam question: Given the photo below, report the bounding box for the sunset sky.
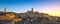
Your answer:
[0,0,60,16]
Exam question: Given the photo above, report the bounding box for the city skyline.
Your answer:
[0,0,60,16]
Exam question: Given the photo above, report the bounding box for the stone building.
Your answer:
[0,8,6,16]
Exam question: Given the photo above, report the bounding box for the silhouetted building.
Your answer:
[31,8,34,13]
[4,8,6,12]
[0,8,6,16]
[0,12,6,16]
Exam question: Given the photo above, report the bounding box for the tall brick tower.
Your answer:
[31,8,34,13]
[4,8,6,12]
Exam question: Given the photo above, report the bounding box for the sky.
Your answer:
[0,0,60,16]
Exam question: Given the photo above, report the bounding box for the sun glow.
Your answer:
[39,8,60,16]
[49,12,60,16]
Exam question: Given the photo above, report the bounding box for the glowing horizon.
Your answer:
[0,0,60,16]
